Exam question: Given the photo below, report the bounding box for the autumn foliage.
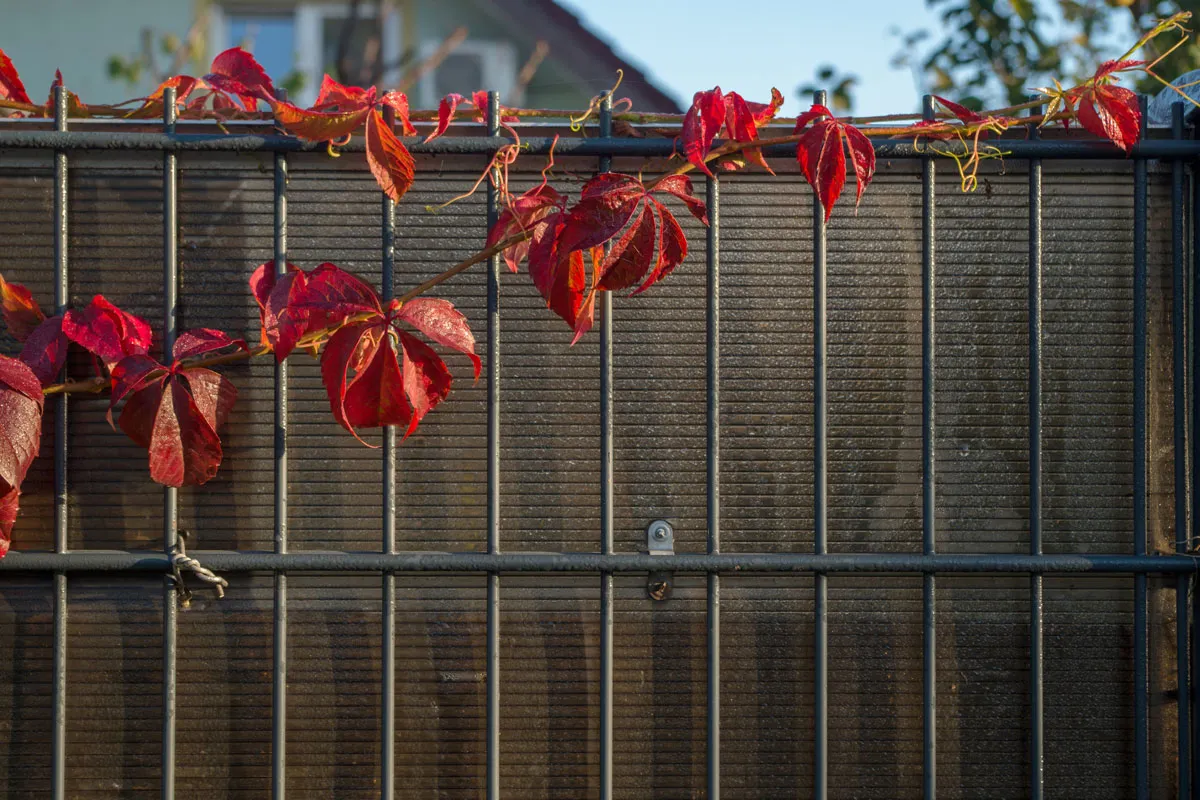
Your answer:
[0,20,1166,554]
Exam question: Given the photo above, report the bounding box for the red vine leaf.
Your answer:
[486,184,567,273]
[745,88,785,124]
[313,74,371,110]
[682,87,782,176]
[682,87,726,177]
[19,315,69,386]
[173,328,247,361]
[379,92,417,135]
[1094,59,1145,80]
[365,108,415,202]
[0,355,43,556]
[206,47,275,110]
[522,173,706,337]
[46,70,88,118]
[396,298,481,379]
[250,260,314,358]
[61,295,152,371]
[270,94,374,142]
[723,91,774,173]
[110,332,240,488]
[470,90,518,124]
[311,268,476,443]
[0,273,44,342]
[124,76,200,119]
[528,210,589,332]
[933,95,984,124]
[0,48,31,106]
[425,93,466,142]
[794,104,876,221]
[299,262,381,323]
[1077,85,1140,154]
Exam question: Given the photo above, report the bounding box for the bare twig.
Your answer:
[512,41,550,105]
[395,26,468,93]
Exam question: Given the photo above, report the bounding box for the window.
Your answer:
[210,4,401,107]
[225,14,296,84]
[417,40,517,107]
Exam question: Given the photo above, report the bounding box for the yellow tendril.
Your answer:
[570,70,625,131]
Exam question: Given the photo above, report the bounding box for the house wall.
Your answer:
[0,0,601,110]
[0,0,196,104]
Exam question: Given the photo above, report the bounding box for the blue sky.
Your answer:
[556,0,941,114]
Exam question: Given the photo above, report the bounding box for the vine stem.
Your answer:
[39,231,534,396]
[37,103,1072,399]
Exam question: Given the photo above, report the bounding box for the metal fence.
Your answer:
[0,86,1198,799]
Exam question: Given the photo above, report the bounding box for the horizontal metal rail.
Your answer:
[0,130,1198,158]
[0,550,1195,573]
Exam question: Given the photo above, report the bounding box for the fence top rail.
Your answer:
[0,128,1198,160]
[0,549,1195,574]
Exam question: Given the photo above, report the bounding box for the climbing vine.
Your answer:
[0,13,1193,556]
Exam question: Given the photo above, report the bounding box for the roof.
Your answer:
[485,0,683,112]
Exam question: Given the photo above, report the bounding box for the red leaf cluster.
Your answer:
[109,330,245,488]
[267,73,418,202]
[488,173,708,340]
[251,262,479,442]
[682,86,784,177]
[205,47,276,111]
[0,356,43,555]
[1071,60,1144,154]
[424,91,517,142]
[793,104,876,221]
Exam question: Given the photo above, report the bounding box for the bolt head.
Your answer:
[653,527,667,540]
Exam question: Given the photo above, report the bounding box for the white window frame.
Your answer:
[416,39,517,108]
[209,3,402,108]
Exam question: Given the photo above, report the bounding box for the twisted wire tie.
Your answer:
[170,529,228,608]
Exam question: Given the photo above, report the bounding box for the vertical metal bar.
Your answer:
[706,172,721,800]
[598,94,615,800]
[1134,94,1150,800]
[160,86,179,800]
[920,94,937,800]
[1174,101,1192,800]
[1192,108,1200,800]
[380,104,398,800]
[51,84,68,800]
[811,88,829,800]
[1027,100,1045,800]
[485,90,501,800]
[272,107,289,800]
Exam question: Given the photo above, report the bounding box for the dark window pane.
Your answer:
[434,53,483,98]
[322,16,384,85]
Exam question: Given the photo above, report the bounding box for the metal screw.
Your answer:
[653,526,667,540]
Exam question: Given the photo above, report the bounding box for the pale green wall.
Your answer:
[0,0,600,109]
[0,0,195,103]
[409,0,599,108]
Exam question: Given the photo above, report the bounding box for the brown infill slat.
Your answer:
[0,153,1183,798]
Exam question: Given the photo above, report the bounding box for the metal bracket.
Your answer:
[646,520,674,601]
